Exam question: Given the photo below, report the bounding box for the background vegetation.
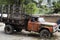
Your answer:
[0,0,60,14]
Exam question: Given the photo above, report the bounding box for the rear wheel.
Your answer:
[4,25,14,34]
[39,29,51,38]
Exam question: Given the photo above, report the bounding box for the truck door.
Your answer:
[28,18,40,31]
[32,21,40,31]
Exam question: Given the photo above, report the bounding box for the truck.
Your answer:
[0,5,57,38]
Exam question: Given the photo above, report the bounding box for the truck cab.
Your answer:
[28,17,57,38]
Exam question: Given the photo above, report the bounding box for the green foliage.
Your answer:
[53,1,60,13]
[1,0,60,14]
[53,1,60,9]
[24,0,38,5]
[39,0,43,3]
[20,0,25,4]
[25,2,39,14]
[0,0,8,4]
[0,0,15,4]
[24,0,32,5]
[39,5,54,14]
[37,0,53,14]
[0,0,25,4]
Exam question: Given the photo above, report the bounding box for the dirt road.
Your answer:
[0,23,60,40]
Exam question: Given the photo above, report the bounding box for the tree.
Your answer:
[39,5,54,14]
[53,1,60,13]
[25,2,39,14]
[0,0,25,5]
[0,0,8,4]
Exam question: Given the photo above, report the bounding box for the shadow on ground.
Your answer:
[10,31,58,40]
[0,30,59,40]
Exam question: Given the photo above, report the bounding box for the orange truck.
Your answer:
[27,17,57,38]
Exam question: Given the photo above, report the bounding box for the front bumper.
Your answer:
[53,26,57,33]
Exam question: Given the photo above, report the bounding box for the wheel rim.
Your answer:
[5,27,11,33]
[42,31,49,38]
[40,30,50,38]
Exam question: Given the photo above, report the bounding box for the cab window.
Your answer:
[31,18,35,22]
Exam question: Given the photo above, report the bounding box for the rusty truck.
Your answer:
[0,4,57,38]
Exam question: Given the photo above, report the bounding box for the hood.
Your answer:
[41,22,57,26]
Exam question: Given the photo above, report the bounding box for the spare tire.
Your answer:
[57,24,60,32]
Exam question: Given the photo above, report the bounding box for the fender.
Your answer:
[39,26,53,33]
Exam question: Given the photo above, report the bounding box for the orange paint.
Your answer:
[28,20,53,33]
[45,27,53,33]
[28,20,40,31]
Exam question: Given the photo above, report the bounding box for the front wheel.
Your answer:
[39,29,51,38]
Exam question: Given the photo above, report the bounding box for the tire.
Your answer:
[57,24,60,32]
[16,29,22,32]
[4,25,14,34]
[39,29,51,38]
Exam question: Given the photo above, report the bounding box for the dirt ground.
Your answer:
[0,23,60,40]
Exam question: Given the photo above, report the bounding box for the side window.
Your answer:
[31,18,35,22]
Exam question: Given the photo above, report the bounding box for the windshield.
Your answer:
[38,17,45,23]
